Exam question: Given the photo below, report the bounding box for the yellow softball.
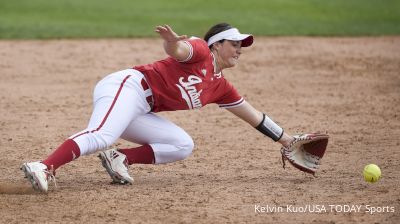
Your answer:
[363,164,381,183]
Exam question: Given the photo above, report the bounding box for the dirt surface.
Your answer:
[0,37,399,223]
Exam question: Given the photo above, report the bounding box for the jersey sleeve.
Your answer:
[178,37,210,64]
[214,78,245,109]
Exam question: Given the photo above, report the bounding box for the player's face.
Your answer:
[218,40,242,69]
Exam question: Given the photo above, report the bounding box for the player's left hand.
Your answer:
[281,133,329,175]
[155,25,187,42]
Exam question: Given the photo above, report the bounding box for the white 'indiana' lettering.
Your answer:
[176,75,203,109]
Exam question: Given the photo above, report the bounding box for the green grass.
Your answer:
[0,0,399,39]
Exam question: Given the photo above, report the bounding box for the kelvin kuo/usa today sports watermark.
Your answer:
[255,204,395,214]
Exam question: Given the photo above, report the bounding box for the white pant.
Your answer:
[70,69,194,164]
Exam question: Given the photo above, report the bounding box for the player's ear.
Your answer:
[212,42,222,51]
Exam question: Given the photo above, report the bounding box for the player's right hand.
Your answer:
[155,25,187,42]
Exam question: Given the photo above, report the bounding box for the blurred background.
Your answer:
[0,0,399,39]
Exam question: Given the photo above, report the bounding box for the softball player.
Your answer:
[22,23,295,192]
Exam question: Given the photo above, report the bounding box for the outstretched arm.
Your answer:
[229,102,329,176]
[155,25,190,61]
[226,101,294,147]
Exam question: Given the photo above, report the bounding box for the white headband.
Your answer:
[207,28,253,47]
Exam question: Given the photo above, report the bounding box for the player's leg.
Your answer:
[47,69,149,167]
[22,69,150,191]
[100,113,194,184]
[120,112,194,164]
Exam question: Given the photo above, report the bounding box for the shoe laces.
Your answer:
[45,165,57,189]
[122,157,129,169]
[111,149,130,170]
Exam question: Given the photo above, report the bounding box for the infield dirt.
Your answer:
[0,37,399,223]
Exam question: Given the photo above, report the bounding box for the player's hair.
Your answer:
[204,23,233,49]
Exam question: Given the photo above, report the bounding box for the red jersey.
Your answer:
[133,38,244,112]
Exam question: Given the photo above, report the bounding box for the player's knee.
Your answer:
[98,131,118,147]
[72,130,119,155]
[88,131,118,153]
[176,135,194,159]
